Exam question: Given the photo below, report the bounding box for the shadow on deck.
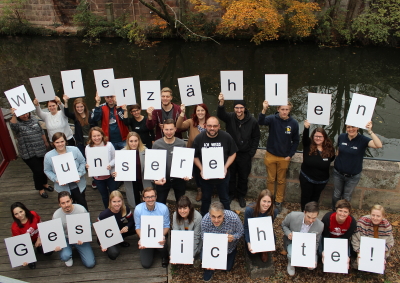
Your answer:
[0,158,168,283]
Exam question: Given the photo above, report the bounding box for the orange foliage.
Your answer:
[150,15,168,30]
[284,0,321,37]
[217,0,282,44]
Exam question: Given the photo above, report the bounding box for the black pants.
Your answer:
[100,226,136,260]
[299,174,327,211]
[70,186,89,211]
[229,151,252,198]
[23,156,48,191]
[132,181,143,206]
[140,234,168,268]
[156,178,186,204]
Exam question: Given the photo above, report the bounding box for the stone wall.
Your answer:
[248,149,400,212]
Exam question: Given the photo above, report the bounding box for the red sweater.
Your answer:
[11,211,41,243]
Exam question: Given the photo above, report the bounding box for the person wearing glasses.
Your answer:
[122,104,155,149]
[332,121,382,211]
[217,93,260,208]
[192,116,238,216]
[299,120,335,211]
[134,187,170,269]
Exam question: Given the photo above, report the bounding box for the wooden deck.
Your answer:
[0,159,168,283]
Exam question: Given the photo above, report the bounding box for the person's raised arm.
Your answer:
[366,121,383,149]
[217,93,230,123]
[92,93,103,122]
[302,120,311,147]
[258,100,270,125]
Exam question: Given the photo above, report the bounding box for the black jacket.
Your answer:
[217,104,260,157]
[64,107,98,145]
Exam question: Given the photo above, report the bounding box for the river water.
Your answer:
[1,37,399,159]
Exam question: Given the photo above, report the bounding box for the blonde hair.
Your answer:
[161,87,172,95]
[108,191,127,217]
[124,132,145,152]
[371,204,386,218]
[277,101,293,110]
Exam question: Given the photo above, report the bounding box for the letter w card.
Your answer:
[248,216,275,252]
[66,213,92,244]
[290,232,316,268]
[4,85,35,116]
[178,75,203,106]
[5,234,36,268]
[307,93,331,125]
[38,218,67,253]
[202,233,228,270]
[52,152,80,186]
[323,238,348,274]
[170,147,194,179]
[140,216,163,248]
[170,230,194,264]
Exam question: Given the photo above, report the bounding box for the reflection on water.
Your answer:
[1,37,400,159]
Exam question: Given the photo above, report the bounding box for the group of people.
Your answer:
[9,87,393,279]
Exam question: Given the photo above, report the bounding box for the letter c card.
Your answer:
[4,234,36,268]
[66,212,92,244]
[93,216,123,249]
[202,233,228,270]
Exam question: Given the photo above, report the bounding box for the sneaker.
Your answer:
[92,182,97,189]
[238,196,246,208]
[287,262,295,276]
[275,202,282,213]
[65,258,73,267]
[203,270,214,281]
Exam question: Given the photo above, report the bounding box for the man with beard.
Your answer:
[146,87,186,140]
[192,117,238,216]
[152,119,188,204]
[217,93,260,208]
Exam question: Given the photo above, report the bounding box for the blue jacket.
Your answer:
[258,112,299,157]
[44,146,87,193]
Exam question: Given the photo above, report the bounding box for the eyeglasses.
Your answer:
[143,195,156,200]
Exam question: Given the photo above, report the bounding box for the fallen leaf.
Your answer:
[280,250,288,255]
[391,221,399,226]
[235,210,241,215]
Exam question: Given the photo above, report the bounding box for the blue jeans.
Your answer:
[94,176,118,208]
[200,176,230,216]
[332,168,361,210]
[60,240,95,268]
[111,141,126,150]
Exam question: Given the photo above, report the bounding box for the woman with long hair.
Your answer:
[172,196,202,258]
[9,108,53,199]
[86,127,117,208]
[122,104,155,149]
[97,191,135,260]
[44,132,88,210]
[176,103,210,201]
[112,132,152,208]
[63,95,97,157]
[11,202,52,269]
[351,204,394,269]
[300,120,335,211]
[243,189,278,262]
[33,97,74,145]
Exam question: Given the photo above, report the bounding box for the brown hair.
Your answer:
[52,132,67,143]
[73,98,89,126]
[108,191,127,217]
[88,127,108,147]
[277,101,293,110]
[142,187,157,197]
[163,118,176,127]
[128,104,141,112]
[124,132,146,152]
[309,128,335,158]
[46,100,59,109]
[304,201,319,213]
[58,191,72,203]
[335,199,352,213]
[251,189,275,218]
[175,196,194,225]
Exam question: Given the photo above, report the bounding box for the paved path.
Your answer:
[0,158,167,283]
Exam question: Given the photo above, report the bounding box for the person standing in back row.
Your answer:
[258,100,299,212]
[217,93,260,208]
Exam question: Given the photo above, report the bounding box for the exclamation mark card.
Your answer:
[29,75,56,102]
[265,74,288,106]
